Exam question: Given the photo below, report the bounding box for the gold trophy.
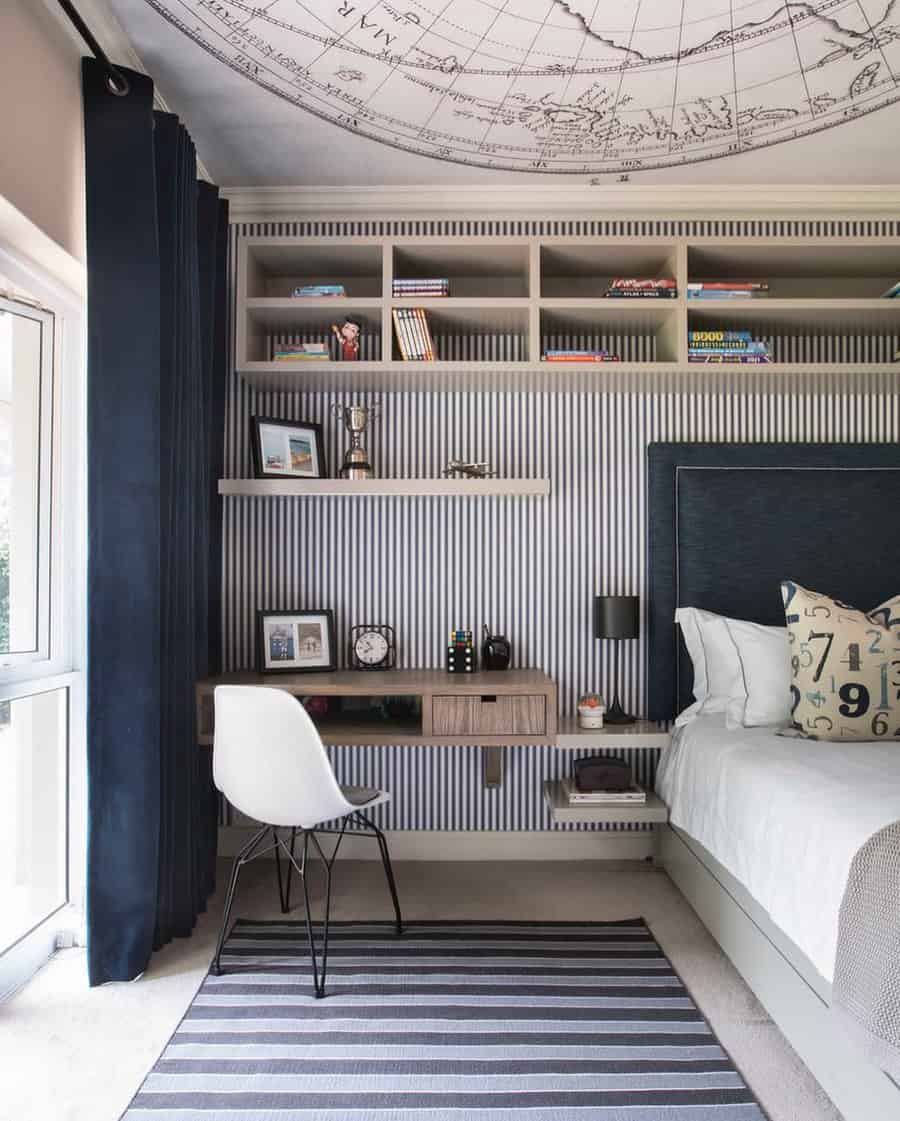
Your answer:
[331,403,379,479]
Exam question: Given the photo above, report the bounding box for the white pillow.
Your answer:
[722,617,792,729]
[674,607,744,726]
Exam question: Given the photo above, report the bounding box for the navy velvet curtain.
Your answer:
[83,60,228,984]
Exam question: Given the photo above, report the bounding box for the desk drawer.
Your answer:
[432,695,546,736]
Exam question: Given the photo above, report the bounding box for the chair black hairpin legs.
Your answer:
[283,827,298,913]
[357,811,403,935]
[298,830,335,999]
[210,824,270,977]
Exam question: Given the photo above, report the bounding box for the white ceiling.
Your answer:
[104,0,900,186]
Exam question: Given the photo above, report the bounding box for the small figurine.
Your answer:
[442,459,495,478]
[332,319,360,361]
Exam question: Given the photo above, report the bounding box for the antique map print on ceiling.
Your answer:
[142,0,900,174]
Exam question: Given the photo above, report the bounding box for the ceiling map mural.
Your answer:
[140,0,900,174]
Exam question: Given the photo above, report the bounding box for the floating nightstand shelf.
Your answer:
[218,478,551,497]
[543,780,669,825]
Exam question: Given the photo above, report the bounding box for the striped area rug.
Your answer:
[122,919,768,1120]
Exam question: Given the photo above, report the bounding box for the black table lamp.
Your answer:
[594,595,639,724]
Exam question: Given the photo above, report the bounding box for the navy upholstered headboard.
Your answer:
[646,443,900,722]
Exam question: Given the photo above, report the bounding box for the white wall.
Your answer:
[0,0,85,265]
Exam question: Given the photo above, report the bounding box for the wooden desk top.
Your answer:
[197,668,554,696]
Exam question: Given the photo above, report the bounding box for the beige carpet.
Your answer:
[0,859,843,1121]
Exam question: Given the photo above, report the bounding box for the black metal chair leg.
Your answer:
[299,832,334,999]
[358,812,403,934]
[211,825,268,976]
[274,827,290,914]
[284,827,297,913]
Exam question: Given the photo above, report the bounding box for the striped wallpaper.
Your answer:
[222,218,900,833]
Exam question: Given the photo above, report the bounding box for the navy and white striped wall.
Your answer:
[222,218,900,832]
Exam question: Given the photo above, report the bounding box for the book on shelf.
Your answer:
[392,307,436,361]
[292,284,346,298]
[559,777,647,805]
[542,349,619,362]
[687,282,769,300]
[393,278,450,297]
[881,281,900,298]
[604,290,678,299]
[688,354,772,364]
[272,342,331,362]
[608,278,676,290]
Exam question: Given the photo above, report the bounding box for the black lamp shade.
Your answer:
[594,595,640,640]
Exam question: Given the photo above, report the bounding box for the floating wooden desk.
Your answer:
[196,669,557,789]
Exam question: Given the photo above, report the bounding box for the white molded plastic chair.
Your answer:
[211,685,403,996]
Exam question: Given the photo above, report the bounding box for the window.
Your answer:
[0,295,53,666]
[0,270,82,981]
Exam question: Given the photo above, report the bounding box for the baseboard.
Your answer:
[217,827,654,861]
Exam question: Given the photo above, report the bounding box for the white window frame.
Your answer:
[0,294,55,669]
[0,228,85,995]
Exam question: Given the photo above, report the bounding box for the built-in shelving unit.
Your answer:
[234,235,900,391]
[218,478,551,497]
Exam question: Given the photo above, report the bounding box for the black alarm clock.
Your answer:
[349,624,395,670]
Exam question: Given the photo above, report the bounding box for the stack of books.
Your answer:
[393,278,450,298]
[688,282,768,300]
[881,281,900,299]
[688,330,771,364]
[560,777,647,805]
[292,284,346,298]
[542,350,620,363]
[272,342,330,362]
[393,308,436,361]
[604,278,677,299]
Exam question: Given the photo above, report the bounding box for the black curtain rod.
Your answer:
[57,0,131,96]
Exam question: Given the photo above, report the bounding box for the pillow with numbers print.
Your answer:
[781,580,900,742]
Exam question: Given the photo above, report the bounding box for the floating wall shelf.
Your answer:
[218,478,551,497]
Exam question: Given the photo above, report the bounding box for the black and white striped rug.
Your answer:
[123,919,767,1119]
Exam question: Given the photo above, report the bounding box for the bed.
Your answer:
[647,442,900,1121]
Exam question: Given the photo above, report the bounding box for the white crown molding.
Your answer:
[221,183,900,223]
[46,0,214,184]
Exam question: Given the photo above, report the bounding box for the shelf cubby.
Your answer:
[392,242,530,298]
[540,301,682,364]
[541,242,679,299]
[688,243,900,300]
[391,300,531,363]
[243,240,383,299]
[244,300,383,363]
[687,301,900,365]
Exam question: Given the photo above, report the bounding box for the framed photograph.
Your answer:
[251,416,326,479]
[257,609,337,674]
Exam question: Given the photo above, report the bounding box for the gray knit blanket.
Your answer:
[832,821,900,1080]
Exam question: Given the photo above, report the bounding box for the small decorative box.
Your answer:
[577,693,606,728]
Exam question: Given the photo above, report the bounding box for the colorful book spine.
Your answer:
[292,285,346,297]
[604,289,677,298]
[608,278,677,289]
[688,330,754,341]
[687,282,768,291]
[416,308,436,361]
[687,354,773,364]
[542,355,621,362]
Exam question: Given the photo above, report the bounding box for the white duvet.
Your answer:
[656,714,900,983]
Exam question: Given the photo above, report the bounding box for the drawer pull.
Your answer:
[481,695,497,703]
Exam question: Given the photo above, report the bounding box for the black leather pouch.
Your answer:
[572,755,632,792]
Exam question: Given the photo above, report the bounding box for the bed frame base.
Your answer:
[660,824,900,1121]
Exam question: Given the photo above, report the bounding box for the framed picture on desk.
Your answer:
[257,609,337,674]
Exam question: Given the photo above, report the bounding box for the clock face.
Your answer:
[354,630,389,666]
